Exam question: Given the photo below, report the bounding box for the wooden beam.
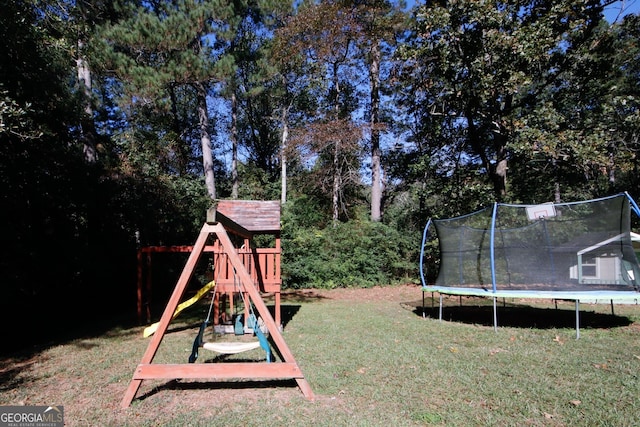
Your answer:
[140,245,218,253]
[214,225,315,401]
[121,225,211,408]
[133,363,304,380]
[209,209,253,239]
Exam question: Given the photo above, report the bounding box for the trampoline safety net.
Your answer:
[429,193,640,292]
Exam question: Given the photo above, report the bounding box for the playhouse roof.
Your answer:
[214,200,281,235]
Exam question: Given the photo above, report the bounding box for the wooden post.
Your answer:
[145,252,152,324]
[214,224,315,400]
[136,248,143,324]
[121,226,211,408]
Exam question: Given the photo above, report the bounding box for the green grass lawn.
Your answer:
[2,286,640,426]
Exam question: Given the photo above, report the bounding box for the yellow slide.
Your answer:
[143,280,215,337]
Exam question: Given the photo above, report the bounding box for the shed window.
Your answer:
[582,257,598,278]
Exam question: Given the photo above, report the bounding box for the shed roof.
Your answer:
[551,231,640,255]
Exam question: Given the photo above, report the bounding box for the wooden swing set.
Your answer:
[121,200,314,408]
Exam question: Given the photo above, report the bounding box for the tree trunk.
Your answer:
[77,39,97,164]
[332,63,341,225]
[608,142,616,187]
[493,130,508,199]
[195,82,216,201]
[369,42,382,222]
[333,140,340,224]
[231,91,239,199]
[494,158,507,198]
[280,106,289,205]
[169,84,188,175]
[465,107,507,200]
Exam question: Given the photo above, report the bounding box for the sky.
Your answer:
[604,0,640,23]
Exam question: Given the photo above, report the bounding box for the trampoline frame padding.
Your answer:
[421,286,640,339]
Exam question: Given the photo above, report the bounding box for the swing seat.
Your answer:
[202,340,261,354]
[189,315,271,363]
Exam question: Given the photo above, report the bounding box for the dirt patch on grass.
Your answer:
[282,283,422,303]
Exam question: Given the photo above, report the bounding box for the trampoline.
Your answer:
[420,192,640,338]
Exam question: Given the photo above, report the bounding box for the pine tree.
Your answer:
[97,0,244,201]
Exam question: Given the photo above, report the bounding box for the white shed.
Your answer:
[569,232,640,285]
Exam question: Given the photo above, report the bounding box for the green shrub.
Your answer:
[282,218,417,289]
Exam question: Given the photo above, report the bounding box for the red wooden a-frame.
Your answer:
[121,204,314,408]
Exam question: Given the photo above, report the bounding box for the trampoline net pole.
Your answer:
[575,300,580,339]
[610,300,614,316]
[493,297,498,332]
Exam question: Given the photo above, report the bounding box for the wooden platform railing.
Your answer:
[211,247,281,291]
[137,243,281,327]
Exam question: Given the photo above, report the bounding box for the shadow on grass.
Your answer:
[0,309,141,397]
[406,300,633,330]
[155,289,327,343]
[1,309,140,355]
[280,290,330,303]
[163,304,303,336]
[0,355,37,393]
[0,285,329,402]
[3,290,328,356]
[0,293,311,383]
[135,378,300,403]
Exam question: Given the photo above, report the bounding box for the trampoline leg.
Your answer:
[610,300,614,316]
[422,291,425,318]
[575,300,580,339]
[439,294,443,321]
[493,297,498,332]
